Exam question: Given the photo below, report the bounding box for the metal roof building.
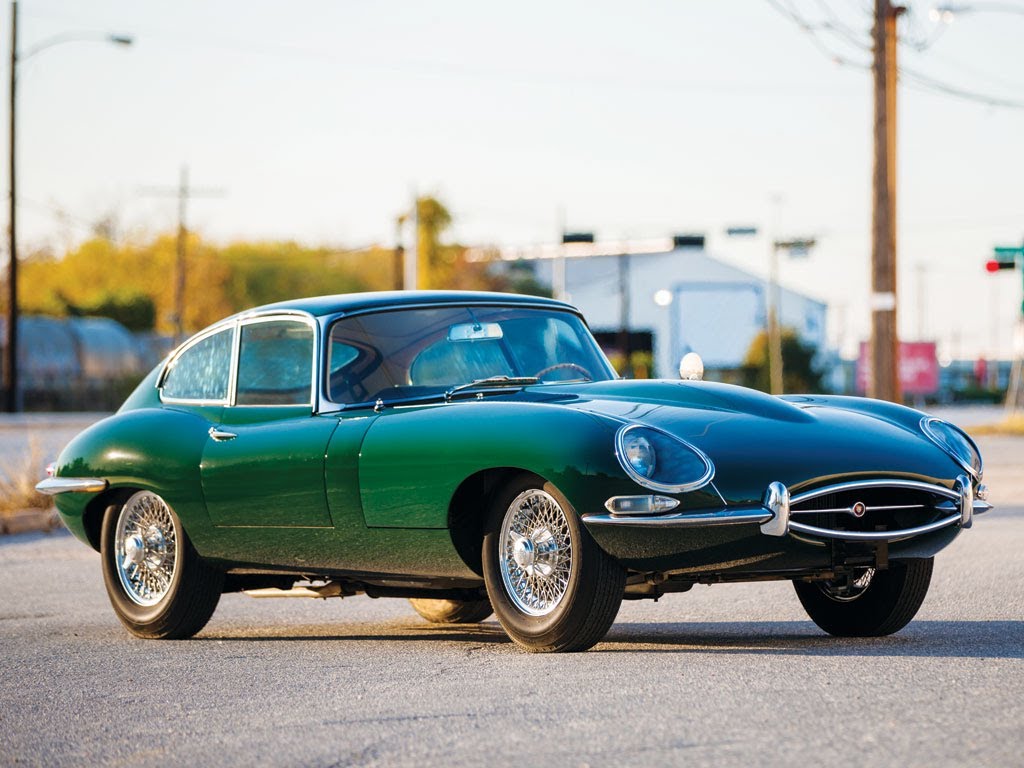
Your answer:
[478,238,828,379]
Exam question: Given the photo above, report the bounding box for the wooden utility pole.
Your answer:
[142,165,223,343]
[5,0,18,412]
[869,0,904,402]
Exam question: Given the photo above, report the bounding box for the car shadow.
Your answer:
[597,620,1024,658]
[197,619,1024,659]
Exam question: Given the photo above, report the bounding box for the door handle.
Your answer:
[209,427,238,442]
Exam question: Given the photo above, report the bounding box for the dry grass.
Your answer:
[0,437,52,517]
[967,415,1024,437]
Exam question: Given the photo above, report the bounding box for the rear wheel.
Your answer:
[482,475,625,652]
[408,597,493,624]
[793,558,933,637]
[100,490,223,639]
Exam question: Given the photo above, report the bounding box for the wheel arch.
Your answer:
[447,467,541,577]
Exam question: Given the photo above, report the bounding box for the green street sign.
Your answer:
[994,246,1024,257]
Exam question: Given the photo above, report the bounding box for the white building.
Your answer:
[481,238,828,379]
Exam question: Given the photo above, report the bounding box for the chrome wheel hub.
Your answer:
[819,568,875,602]
[114,491,179,607]
[499,489,574,616]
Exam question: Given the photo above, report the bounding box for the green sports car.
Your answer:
[38,290,990,652]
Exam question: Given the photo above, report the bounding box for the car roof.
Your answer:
[238,290,578,319]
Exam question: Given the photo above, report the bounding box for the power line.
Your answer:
[764,0,1024,110]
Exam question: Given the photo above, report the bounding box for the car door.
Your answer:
[200,315,337,528]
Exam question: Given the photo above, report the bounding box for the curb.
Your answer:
[0,507,62,536]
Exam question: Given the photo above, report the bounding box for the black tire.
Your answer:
[408,597,493,624]
[482,474,625,653]
[793,558,934,637]
[100,490,223,639]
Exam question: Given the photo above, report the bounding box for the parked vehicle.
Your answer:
[39,291,990,652]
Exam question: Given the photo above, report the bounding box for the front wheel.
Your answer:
[793,558,933,637]
[482,475,625,652]
[100,490,223,639]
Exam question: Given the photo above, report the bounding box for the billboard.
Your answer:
[857,342,939,396]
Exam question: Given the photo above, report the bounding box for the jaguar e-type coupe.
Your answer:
[39,291,989,652]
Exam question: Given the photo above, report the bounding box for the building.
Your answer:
[479,238,829,380]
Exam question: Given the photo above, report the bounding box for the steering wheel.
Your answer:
[533,362,592,382]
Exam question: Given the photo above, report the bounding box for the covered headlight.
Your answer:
[921,417,983,479]
[614,424,715,493]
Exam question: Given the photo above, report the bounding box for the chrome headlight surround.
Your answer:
[614,424,715,494]
[920,417,983,480]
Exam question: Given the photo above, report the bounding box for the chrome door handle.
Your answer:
[208,427,238,442]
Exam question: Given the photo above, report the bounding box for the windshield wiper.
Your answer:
[445,376,539,402]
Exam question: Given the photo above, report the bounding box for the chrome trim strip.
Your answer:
[792,503,928,516]
[921,417,983,480]
[789,478,960,505]
[789,513,962,542]
[582,507,771,528]
[35,477,108,496]
[613,423,715,494]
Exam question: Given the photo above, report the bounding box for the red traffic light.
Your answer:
[986,259,1016,273]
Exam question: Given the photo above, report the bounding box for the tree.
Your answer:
[741,328,824,394]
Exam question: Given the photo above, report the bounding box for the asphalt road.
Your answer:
[1,507,1022,767]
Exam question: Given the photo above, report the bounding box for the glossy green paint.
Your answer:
[201,406,337,528]
[539,379,965,503]
[52,405,219,550]
[356,399,620,528]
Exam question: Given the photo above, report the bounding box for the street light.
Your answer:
[768,237,817,395]
[5,1,132,412]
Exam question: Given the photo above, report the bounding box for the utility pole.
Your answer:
[869,0,904,402]
[403,193,418,290]
[142,165,223,343]
[767,240,783,395]
[393,213,406,291]
[618,252,631,376]
[5,0,18,413]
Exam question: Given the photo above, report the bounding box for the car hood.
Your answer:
[528,379,960,503]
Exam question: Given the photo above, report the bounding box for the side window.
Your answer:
[236,320,314,406]
[161,328,233,402]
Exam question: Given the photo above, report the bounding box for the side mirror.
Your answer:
[679,352,704,381]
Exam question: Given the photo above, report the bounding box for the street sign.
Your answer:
[994,246,1024,257]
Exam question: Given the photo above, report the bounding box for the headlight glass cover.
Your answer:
[921,417,983,479]
[615,424,715,493]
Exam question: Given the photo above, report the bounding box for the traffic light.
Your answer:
[986,258,1016,272]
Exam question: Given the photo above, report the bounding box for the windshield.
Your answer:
[325,305,615,405]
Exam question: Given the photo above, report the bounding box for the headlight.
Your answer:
[614,424,715,493]
[921,417,983,479]
[621,432,656,478]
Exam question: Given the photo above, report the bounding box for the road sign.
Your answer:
[994,246,1024,257]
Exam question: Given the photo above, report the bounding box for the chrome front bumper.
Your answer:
[583,476,991,542]
[35,477,108,495]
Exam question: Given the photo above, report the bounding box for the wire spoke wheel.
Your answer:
[113,491,180,607]
[818,567,876,603]
[499,489,574,616]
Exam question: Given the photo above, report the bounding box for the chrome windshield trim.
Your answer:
[36,477,108,496]
[582,507,771,528]
[789,478,960,506]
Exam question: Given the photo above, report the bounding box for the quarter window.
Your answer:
[236,320,314,406]
[161,328,233,402]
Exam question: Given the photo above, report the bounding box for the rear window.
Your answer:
[161,328,233,402]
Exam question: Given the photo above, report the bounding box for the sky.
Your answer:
[4,0,1024,360]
